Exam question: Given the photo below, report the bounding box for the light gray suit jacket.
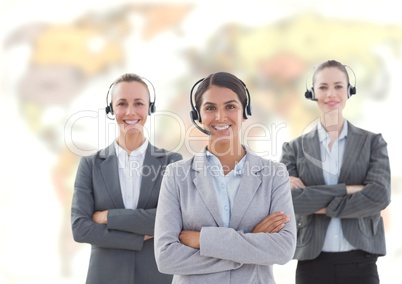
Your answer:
[71,142,182,284]
[280,121,391,260]
[154,147,296,284]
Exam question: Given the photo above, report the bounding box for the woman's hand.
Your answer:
[346,185,364,194]
[315,208,327,214]
[252,211,290,234]
[179,230,200,249]
[92,210,108,224]
[290,176,305,189]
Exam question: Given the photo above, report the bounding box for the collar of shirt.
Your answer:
[317,120,348,144]
[114,139,149,167]
[205,148,247,176]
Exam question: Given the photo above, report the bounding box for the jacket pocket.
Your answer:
[358,214,381,237]
[296,215,314,247]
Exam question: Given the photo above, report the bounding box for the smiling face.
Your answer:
[111,81,150,139]
[313,66,349,116]
[199,85,245,145]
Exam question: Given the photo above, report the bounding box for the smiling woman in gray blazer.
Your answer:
[154,72,296,284]
[280,60,391,284]
[71,73,182,284]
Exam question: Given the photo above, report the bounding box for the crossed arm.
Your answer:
[282,133,390,218]
[154,163,296,275]
[92,210,153,240]
[72,158,153,250]
[179,211,290,248]
[289,176,364,214]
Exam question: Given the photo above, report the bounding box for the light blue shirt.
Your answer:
[206,150,247,228]
[318,121,356,252]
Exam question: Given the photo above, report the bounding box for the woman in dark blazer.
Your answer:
[71,73,182,284]
[280,60,391,284]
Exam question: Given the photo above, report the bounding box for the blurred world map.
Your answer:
[1,1,401,283]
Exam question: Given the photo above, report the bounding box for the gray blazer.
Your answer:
[280,121,391,261]
[71,142,182,284]
[154,147,296,284]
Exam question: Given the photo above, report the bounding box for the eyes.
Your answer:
[204,104,237,111]
[116,101,146,107]
[318,84,345,91]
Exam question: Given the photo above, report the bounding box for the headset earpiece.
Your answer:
[105,83,115,119]
[105,103,114,115]
[190,108,201,122]
[149,102,156,115]
[304,87,315,101]
[189,77,205,124]
[243,85,252,119]
[348,84,356,98]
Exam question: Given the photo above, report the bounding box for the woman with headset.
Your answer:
[280,60,391,284]
[71,73,182,284]
[154,72,296,283]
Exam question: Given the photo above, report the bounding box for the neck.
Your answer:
[208,139,245,160]
[117,132,146,155]
[320,109,345,135]
[208,140,245,176]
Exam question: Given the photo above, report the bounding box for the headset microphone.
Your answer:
[304,88,318,101]
[190,114,211,135]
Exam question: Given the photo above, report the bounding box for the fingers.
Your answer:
[346,185,364,194]
[252,212,291,233]
[179,231,200,249]
[92,210,108,224]
[315,208,326,214]
[290,176,305,189]
[263,214,290,233]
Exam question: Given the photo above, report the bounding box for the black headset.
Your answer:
[305,65,357,101]
[189,75,252,135]
[105,76,156,119]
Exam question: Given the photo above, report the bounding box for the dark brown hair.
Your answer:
[194,72,248,115]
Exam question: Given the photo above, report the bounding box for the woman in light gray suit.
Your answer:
[71,73,182,284]
[154,72,296,284]
[280,60,391,284]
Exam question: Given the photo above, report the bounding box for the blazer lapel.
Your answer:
[338,122,367,182]
[302,129,326,186]
[229,150,262,230]
[137,144,162,209]
[192,152,225,227]
[99,143,125,208]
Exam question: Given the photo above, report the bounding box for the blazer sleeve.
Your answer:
[326,134,391,218]
[106,152,183,236]
[281,141,347,215]
[199,163,296,265]
[71,157,145,251]
[154,163,243,276]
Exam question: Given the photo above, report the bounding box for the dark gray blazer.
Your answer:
[71,142,182,284]
[280,121,390,261]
